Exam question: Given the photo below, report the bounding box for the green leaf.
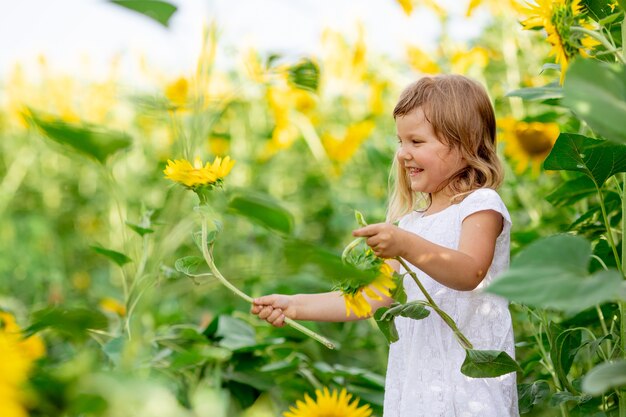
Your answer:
[228,193,294,235]
[91,245,132,266]
[549,391,592,406]
[544,133,626,185]
[283,239,379,287]
[382,301,431,321]
[212,315,257,351]
[511,234,591,270]
[108,0,177,27]
[460,349,521,378]
[518,381,550,414]
[374,307,399,344]
[174,256,206,275]
[103,337,125,366]
[563,58,626,144]
[581,0,619,21]
[287,59,319,92]
[29,112,132,163]
[486,235,624,312]
[545,176,597,207]
[506,84,563,101]
[489,267,622,313]
[551,329,582,390]
[582,359,626,394]
[25,307,108,341]
[125,221,154,236]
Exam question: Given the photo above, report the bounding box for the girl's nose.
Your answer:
[397,145,411,160]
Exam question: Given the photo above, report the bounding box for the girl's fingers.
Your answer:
[267,308,283,324]
[274,314,286,327]
[253,294,277,306]
[258,306,273,319]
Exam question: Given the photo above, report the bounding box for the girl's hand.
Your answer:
[352,223,408,259]
[251,294,296,327]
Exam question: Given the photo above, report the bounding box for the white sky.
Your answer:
[0,0,489,81]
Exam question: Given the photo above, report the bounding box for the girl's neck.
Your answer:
[424,189,456,215]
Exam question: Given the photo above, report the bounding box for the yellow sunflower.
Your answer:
[284,387,372,417]
[163,156,235,189]
[499,117,560,175]
[322,120,375,164]
[165,77,189,109]
[0,312,45,417]
[207,155,236,180]
[521,0,600,83]
[344,263,396,318]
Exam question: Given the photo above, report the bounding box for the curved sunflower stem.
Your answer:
[199,213,335,349]
[570,26,626,64]
[395,257,473,350]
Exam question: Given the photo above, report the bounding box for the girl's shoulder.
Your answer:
[459,188,511,224]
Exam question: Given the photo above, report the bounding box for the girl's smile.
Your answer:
[396,107,467,207]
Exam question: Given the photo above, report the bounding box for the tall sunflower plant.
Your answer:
[485,1,626,415]
[339,211,521,379]
[164,156,335,349]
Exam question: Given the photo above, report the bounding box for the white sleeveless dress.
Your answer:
[383,188,519,417]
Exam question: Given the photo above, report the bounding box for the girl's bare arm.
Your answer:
[252,288,394,326]
[353,210,503,291]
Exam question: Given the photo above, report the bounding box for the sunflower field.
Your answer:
[1,0,626,416]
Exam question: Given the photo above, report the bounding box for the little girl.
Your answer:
[252,75,518,417]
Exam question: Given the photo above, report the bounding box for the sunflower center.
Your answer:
[514,123,558,156]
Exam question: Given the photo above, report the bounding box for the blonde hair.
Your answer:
[386,75,503,223]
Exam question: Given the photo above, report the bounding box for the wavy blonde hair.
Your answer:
[386,75,503,223]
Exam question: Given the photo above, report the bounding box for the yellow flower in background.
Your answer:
[521,0,600,83]
[165,77,189,108]
[0,312,45,417]
[284,387,372,417]
[208,155,236,179]
[499,117,559,175]
[164,156,235,188]
[466,0,524,16]
[344,263,396,318]
[321,27,368,84]
[450,46,490,74]
[396,0,413,15]
[406,45,441,74]
[322,120,375,164]
[99,297,127,316]
[262,84,317,159]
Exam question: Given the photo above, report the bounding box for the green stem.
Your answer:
[597,185,622,272]
[199,214,335,349]
[395,257,473,350]
[570,26,626,64]
[618,171,626,417]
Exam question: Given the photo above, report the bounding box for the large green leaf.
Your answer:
[506,84,563,101]
[109,0,177,27]
[551,329,582,391]
[582,359,626,394]
[283,239,379,287]
[228,193,294,235]
[563,58,626,144]
[518,381,550,414]
[30,112,132,163]
[25,307,108,341]
[545,176,597,207]
[486,234,624,313]
[544,133,626,185]
[460,349,521,378]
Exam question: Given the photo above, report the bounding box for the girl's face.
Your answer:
[396,107,467,202]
